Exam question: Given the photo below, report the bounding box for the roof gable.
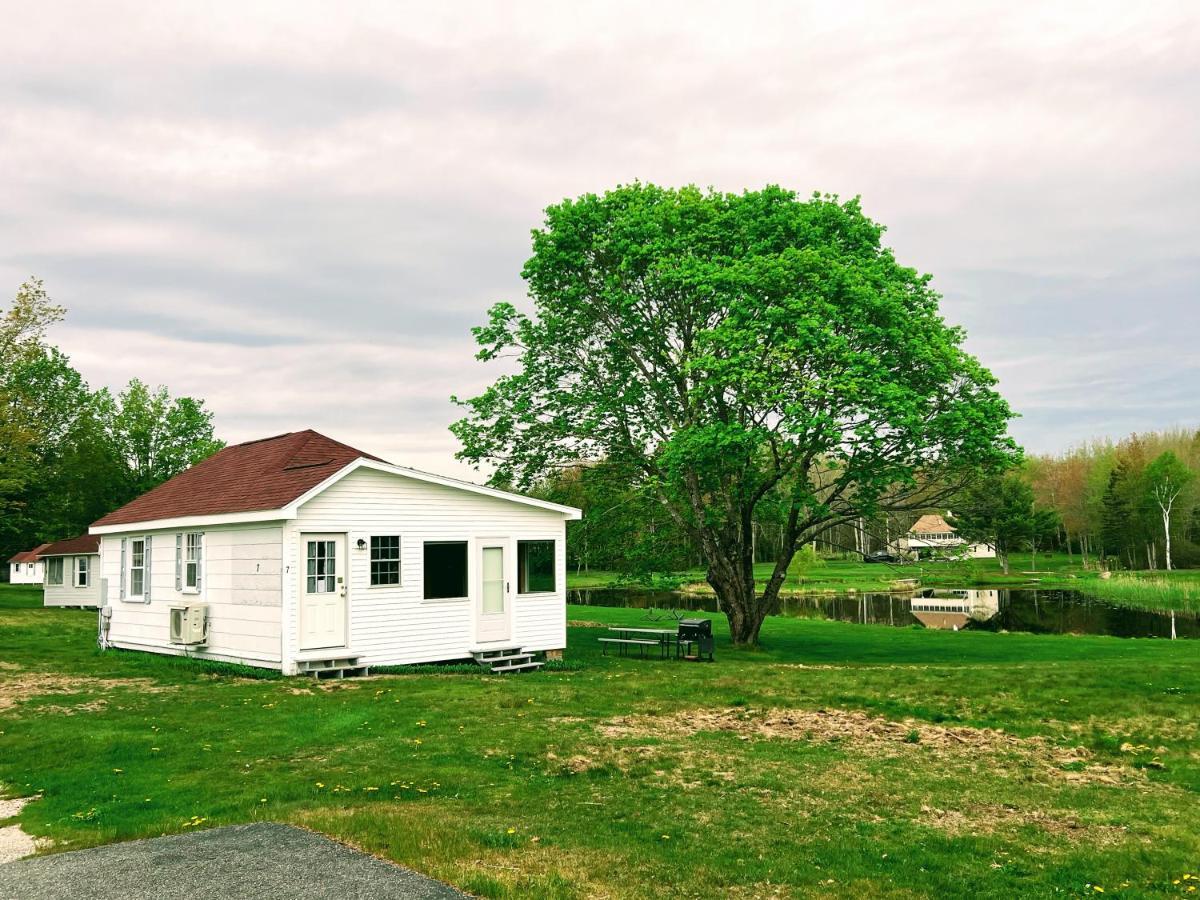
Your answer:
[39,534,101,556]
[90,431,582,531]
[92,431,382,528]
[908,514,956,535]
[8,543,51,563]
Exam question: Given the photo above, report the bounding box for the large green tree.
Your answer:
[453,185,1017,644]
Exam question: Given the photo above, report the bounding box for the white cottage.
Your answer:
[40,534,102,607]
[7,544,49,585]
[90,431,581,675]
[893,513,996,560]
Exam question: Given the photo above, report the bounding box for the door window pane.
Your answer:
[423,541,467,599]
[482,547,504,614]
[306,540,336,593]
[517,540,555,593]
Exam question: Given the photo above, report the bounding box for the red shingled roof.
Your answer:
[92,430,383,528]
[39,534,101,556]
[8,543,51,564]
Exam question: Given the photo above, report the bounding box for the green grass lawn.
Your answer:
[1,582,1198,897]
[569,553,1200,614]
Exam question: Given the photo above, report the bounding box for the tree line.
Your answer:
[0,279,223,566]
[1025,430,1198,571]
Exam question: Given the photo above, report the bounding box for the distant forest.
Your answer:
[0,279,222,565]
[532,429,1200,577]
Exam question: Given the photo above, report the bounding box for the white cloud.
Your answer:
[1,0,1197,469]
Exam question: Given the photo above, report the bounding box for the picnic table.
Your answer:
[598,626,677,658]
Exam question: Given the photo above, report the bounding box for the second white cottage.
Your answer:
[89,430,581,675]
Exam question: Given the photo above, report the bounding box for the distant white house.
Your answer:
[89,430,581,676]
[7,544,50,585]
[40,534,103,608]
[893,513,995,560]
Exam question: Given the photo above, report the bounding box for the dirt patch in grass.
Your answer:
[0,673,171,714]
[918,803,1131,846]
[598,707,1147,786]
[567,620,607,629]
[0,792,49,864]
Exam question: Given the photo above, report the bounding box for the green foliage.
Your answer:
[786,544,824,586]
[0,279,223,562]
[453,184,1017,643]
[951,475,1058,574]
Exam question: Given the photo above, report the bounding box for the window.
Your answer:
[76,556,90,587]
[370,536,401,586]
[46,557,64,586]
[423,541,467,599]
[517,540,555,594]
[184,533,202,590]
[130,538,146,597]
[306,540,336,593]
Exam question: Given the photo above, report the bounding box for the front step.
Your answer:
[471,646,544,674]
[295,654,369,679]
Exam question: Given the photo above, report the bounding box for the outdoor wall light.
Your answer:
[356,538,367,550]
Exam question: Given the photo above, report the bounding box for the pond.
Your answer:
[567,587,1200,639]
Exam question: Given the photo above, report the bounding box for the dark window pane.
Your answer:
[370,535,401,585]
[517,540,555,593]
[423,542,467,599]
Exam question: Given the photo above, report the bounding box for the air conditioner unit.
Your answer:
[170,604,208,646]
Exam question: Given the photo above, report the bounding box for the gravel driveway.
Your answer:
[0,822,468,900]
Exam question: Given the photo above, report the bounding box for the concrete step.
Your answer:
[492,660,544,674]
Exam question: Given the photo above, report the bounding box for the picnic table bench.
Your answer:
[599,627,677,658]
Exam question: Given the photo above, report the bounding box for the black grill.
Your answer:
[677,618,712,641]
[676,618,714,662]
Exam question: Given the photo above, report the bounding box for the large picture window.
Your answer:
[517,540,555,594]
[46,557,64,586]
[76,556,90,588]
[423,541,467,600]
[370,536,401,586]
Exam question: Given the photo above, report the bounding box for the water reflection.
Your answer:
[567,586,1199,639]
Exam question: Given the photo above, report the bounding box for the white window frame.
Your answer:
[129,537,147,599]
[516,539,557,595]
[46,557,64,586]
[183,532,202,593]
[369,535,401,587]
[76,556,90,588]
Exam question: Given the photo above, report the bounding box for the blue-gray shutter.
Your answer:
[70,556,76,587]
[196,533,204,593]
[119,538,127,599]
[175,533,183,591]
[144,535,153,602]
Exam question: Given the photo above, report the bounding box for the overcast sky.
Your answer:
[3,1,1197,477]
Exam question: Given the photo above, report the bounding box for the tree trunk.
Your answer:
[707,563,767,646]
[1163,508,1174,571]
[998,549,1010,575]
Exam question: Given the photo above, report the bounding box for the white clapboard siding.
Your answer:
[101,524,285,668]
[42,555,103,607]
[285,467,568,670]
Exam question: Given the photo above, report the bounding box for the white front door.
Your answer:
[299,533,347,650]
[476,542,511,643]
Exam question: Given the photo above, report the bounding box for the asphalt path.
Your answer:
[0,822,468,900]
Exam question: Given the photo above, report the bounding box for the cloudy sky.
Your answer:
[3,1,1197,477]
